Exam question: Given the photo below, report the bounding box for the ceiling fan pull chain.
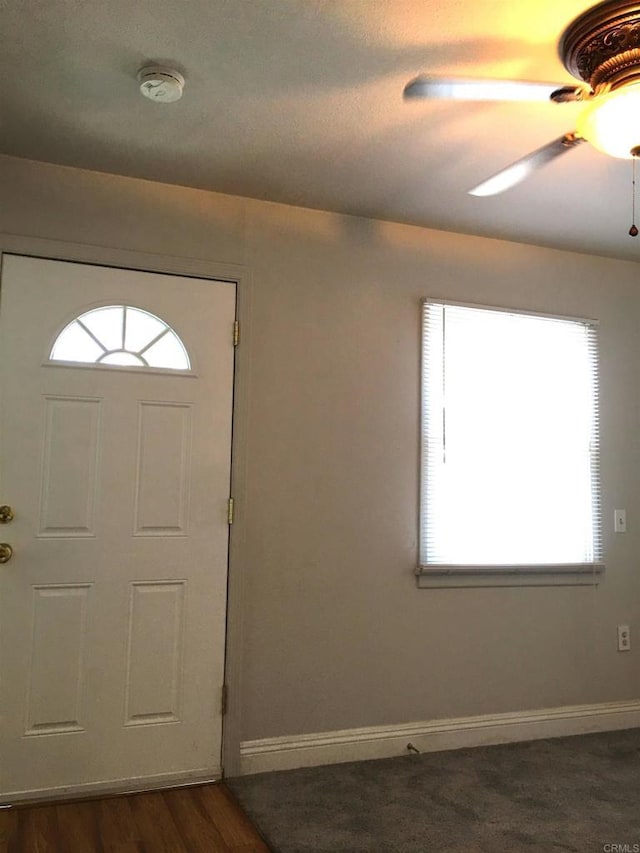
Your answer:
[630,154,639,237]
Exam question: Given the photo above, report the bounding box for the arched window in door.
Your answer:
[49,305,191,370]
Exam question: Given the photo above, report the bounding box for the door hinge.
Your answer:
[221,684,229,716]
[227,497,234,525]
[233,320,240,347]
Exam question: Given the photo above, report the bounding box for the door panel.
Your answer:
[0,255,235,799]
[25,583,91,735]
[133,402,192,536]
[124,580,186,726]
[38,397,102,537]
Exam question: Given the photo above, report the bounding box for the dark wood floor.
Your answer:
[0,783,270,853]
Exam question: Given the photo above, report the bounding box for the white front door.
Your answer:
[0,255,235,800]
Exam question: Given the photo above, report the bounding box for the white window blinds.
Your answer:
[420,300,601,569]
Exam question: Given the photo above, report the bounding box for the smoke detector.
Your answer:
[138,66,185,103]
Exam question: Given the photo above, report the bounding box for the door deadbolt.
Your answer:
[0,505,14,524]
[0,543,13,563]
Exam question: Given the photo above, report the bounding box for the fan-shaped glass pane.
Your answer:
[49,305,191,371]
[144,331,190,369]
[80,306,124,351]
[124,307,166,352]
[50,322,106,363]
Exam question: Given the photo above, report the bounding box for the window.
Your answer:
[49,305,191,371]
[418,299,602,588]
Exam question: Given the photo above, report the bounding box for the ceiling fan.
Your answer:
[404,0,640,196]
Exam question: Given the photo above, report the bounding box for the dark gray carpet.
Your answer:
[227,729,640,852]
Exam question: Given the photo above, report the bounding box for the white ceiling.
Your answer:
[2,0,639,260]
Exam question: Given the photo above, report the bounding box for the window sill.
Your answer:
[415,563,605,589]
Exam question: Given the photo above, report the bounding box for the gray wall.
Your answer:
[1,155,638,750]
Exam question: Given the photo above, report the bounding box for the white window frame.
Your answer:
[417,298,604,589]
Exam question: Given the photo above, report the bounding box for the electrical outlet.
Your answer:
[614,509,627,533]
[618,624,631,651]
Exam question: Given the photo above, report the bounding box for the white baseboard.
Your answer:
[239,699,640,775]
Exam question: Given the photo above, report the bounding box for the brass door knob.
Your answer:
[0,543,13,563]
[0,505,13,524]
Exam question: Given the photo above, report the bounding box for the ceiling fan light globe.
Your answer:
[577,85,640,159]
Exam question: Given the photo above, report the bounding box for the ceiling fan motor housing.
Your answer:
[561,1,640,91]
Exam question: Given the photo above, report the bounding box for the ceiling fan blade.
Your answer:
[468,132,586,197]
[404,77,581,103]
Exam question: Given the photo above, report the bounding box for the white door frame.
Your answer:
[0,233,251,780]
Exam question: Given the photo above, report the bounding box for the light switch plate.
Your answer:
[614,509,627,533]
